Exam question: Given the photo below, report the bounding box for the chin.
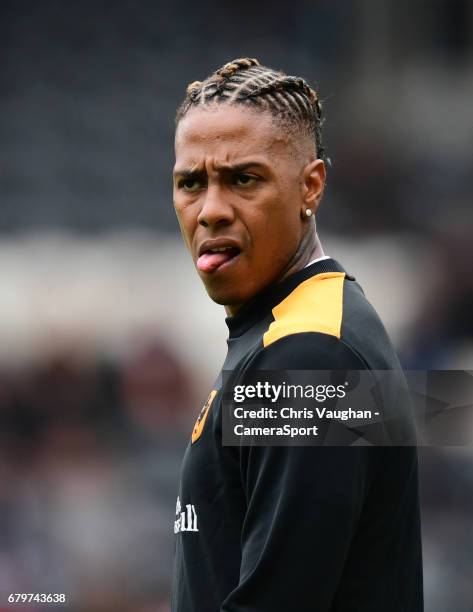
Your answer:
[206,288,245,308]
[202,267,277,312]
[204,284,253,311]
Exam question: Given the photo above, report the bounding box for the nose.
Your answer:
[197,184,235,228]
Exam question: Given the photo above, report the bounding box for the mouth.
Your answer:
[196,243,241,274]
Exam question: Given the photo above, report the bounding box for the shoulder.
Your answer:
[256,270,400,371]
[251,331,368,370]
[262,271,346,348]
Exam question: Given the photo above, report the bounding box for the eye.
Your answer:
[178,178,205,193]
[234,173,258,187]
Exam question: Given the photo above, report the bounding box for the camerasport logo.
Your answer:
[191,389,217,444]
[174,496,198,533]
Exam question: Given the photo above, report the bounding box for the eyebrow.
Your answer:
[173,161,267,178]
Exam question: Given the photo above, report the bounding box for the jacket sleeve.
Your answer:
[221,332,376,612]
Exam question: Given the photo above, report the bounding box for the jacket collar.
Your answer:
[225,258,350,338]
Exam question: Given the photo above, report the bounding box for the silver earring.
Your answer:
[305,208,313,217]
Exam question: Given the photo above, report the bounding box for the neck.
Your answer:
[224,229,324,317]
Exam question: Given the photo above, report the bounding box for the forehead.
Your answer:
[174,104,289,167]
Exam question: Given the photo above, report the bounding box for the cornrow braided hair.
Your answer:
[176,58,326,162]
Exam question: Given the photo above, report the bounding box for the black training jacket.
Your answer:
[171,257,423,612]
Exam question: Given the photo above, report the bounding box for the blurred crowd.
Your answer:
[0,338,195,611]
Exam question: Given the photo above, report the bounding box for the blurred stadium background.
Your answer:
[1,1,472,610]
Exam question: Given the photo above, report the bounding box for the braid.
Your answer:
[176,57,327,163]
[215,57,260,79]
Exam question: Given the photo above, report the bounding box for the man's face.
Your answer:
[173,104,313,314]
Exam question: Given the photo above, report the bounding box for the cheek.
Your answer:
[245,197,300,258]
[254,188,300,231]
[174,201,198,247]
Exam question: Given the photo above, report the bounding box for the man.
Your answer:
[171,58,423,611]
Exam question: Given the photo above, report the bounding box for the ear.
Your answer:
[301,159,326,214]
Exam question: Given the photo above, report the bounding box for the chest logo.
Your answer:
[174,496,198,533]
[191,389,217,444]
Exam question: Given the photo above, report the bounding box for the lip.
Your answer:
[196,237,243,274]
[197,237,243,258]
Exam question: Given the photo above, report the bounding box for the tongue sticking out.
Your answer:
[197,250,237,273]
